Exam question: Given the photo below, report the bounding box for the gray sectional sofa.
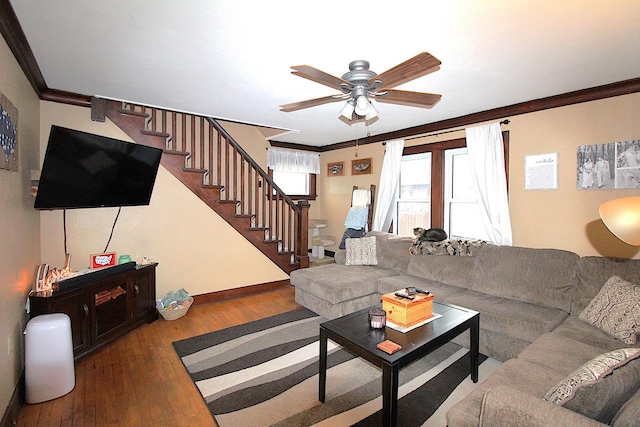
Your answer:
[289,231,640,426]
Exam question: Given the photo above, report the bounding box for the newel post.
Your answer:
[296,200,310,268]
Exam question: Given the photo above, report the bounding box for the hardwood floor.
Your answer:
[17,286,300,427]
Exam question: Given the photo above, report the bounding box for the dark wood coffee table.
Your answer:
[319,301,479,427]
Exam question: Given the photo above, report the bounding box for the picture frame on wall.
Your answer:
[351,158,372,175]
[577,140,639,189]
[0,91,18,172]
[327,161,344,176]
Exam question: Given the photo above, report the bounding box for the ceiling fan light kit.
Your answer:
[280,52,442,124]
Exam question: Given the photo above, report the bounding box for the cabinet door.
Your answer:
[91,278,130,343]
[50,292,90,355]
[132,268,155,321]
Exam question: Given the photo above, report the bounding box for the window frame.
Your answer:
[401,131,509,229]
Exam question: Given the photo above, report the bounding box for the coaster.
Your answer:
[377,340,402,354]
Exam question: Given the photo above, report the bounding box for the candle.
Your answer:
[369,308,386,329]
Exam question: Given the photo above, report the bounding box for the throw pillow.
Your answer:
[345,236,377,266]
[579,276,640,344]
[543,348,640,424]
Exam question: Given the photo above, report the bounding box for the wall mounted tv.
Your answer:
[34,125,163,210]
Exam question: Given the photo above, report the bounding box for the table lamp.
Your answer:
[599,197,640,246]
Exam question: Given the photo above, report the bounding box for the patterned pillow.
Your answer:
[345,236,377,266]
[409,238,487,256]
[544,348,640,423]
[579,276,640,344]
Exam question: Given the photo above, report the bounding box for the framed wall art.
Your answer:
[351,158,372,175]
[525,152,558,190]
[327,161,344,176]
[577,141,639,189]
[0,91,18,172]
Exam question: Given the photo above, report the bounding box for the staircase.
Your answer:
[91,98,309,274]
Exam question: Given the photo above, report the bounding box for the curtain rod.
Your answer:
[383,119,511,145]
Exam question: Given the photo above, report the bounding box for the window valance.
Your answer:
[267,148,320,174]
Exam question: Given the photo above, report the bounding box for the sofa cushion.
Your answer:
[447,290,569,343]
[580,276,640,345]
[377,275,469,303]
[612,387,640,427]
[367,231,414,271]
[446,358,570,427]
[407,253,477,289]
[294,287,380,320]
[546,315,638,352]
[471,244,578,312]
[543,348,640,424]
[289,264,401,303]
[573,256,640,314]
[345,236,377,266]
[479,386,607,427]
[518,331,626,374]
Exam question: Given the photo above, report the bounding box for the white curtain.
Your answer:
[466,123,513,245]
[372,140,405,232]
[266,147,320,174]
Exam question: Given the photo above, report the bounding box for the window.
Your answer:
[266,147,318,200]
[268,169,317,200]
[395,132,509,240]
[394,153,431,237]
[444,148,491,241]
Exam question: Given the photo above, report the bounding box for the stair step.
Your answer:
[219,199,240,205]
[117,108,148,118]
[142,129,170,139]
[163,149,189,157]
[201,184,224,190]
[182,167,207,174]
[236,214,254,219]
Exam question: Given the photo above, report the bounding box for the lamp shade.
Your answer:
[599,196,640,246]
[354,96,370,116]
[365,102,379,121]
[339,101,355,120]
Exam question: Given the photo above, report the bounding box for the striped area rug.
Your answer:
[173,308,497,427]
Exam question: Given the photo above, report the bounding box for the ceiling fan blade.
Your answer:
[280,94,345,112]
[371,52,441,90]
[376,89,442,108]
[291,65,352,91]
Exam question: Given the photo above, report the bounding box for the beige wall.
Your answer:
[0,37,41,414]
[39,104,288,299]
[317,92,640,259]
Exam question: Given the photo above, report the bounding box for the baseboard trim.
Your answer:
[191,279,291,305]
[2,369,24,427]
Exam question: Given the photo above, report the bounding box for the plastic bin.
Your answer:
[24,313,75,403]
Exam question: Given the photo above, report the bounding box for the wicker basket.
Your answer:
[159,297,193,321]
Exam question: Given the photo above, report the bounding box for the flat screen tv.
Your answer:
[34,125,163,210]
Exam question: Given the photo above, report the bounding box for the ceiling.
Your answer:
[8,0,640,147]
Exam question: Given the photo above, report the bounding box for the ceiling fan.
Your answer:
[279,52,442,122]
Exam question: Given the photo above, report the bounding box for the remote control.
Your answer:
[415,288,430,295]
[394,291,415,300]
